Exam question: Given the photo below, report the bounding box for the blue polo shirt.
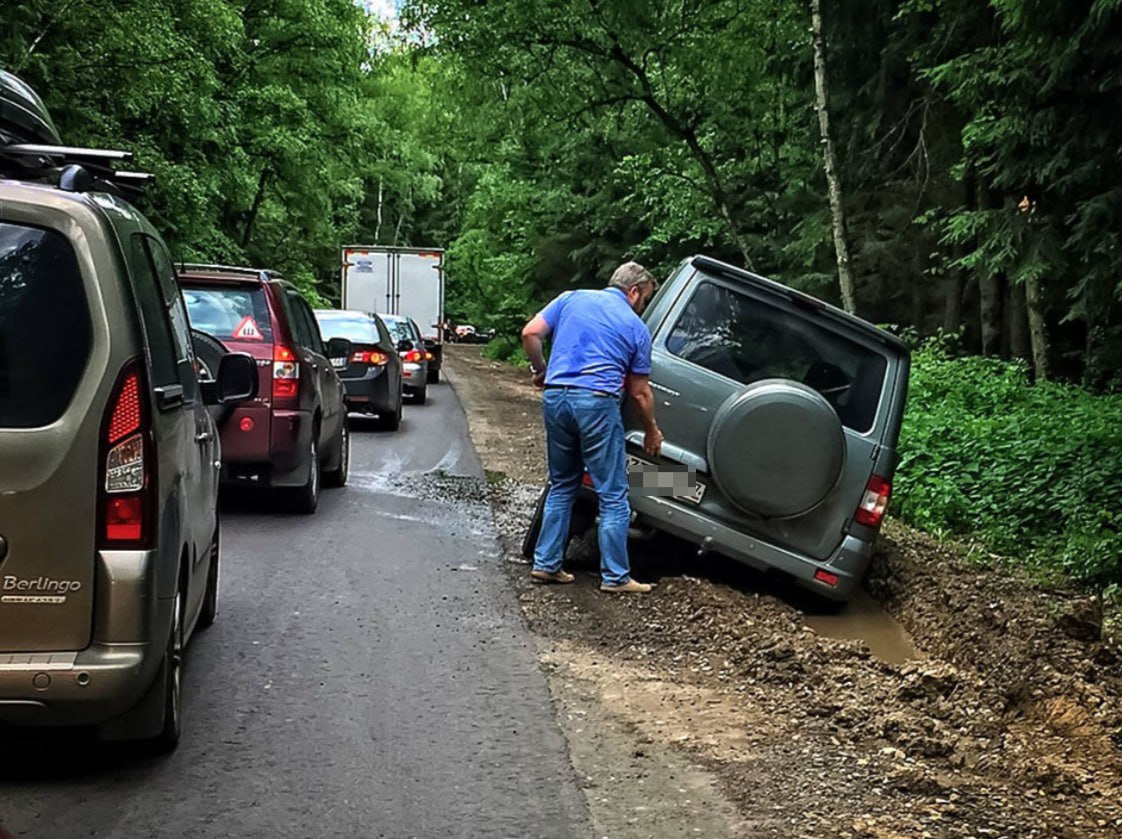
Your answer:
[540,287,652,393]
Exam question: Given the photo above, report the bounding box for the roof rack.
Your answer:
[0,142,154,199]
[177,263,283,280]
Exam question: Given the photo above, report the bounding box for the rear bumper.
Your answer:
[220,407,313,488]
[342,367,395,413]
[586,486,874,601]
[402,362,426,392]
[0,549,170,727]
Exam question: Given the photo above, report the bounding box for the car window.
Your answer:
[374,316,394,346]
[664,280,887,432]
[141,236,197,402]
[182,284,274,343]
[284,290,322,354]
[0,222,93,427]
[295,298,325,354]
[382,317,412,344]
[281,289,312,349]
[315,313,379,344]
[128,236,179,392]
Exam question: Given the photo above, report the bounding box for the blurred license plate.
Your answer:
[626,455,705,505]
[330,357,347,369]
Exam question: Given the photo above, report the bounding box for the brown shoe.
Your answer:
[531,569,575,584]
[600,579,654,593]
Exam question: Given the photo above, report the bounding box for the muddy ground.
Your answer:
[442,345,1122,839]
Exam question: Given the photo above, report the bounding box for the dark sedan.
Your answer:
[314,309,404,431]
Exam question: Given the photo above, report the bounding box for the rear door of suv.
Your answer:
[640,265,896,561]
[180,276,275,462]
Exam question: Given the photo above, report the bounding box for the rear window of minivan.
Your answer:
[0,222,92,428]
[182,284,274,343]
[664,279,888,433]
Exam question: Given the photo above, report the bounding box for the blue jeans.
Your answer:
[533,388,632,586]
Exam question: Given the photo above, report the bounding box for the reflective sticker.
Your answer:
[233,315,264,341]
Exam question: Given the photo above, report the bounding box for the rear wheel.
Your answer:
[144,586,184,755]
[323,420,349,488]
[380,395,402,431]
[288,434,320,514]
[521,487,595,562]
[426,366,439,384]
[199,521,220,629]
[411,385,428,405]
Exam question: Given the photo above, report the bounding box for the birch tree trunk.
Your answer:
[810,0,857,315]
[373,181,384,244]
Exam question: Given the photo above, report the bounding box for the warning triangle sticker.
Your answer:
[232,315,264,341]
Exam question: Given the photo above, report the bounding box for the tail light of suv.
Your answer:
[402,349,431,364]
[854,475,891,528]
[99,360,155,548]
[273,344,299,400]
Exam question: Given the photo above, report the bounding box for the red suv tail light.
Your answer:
[402,349,425,363]
[352,350,390,366]
[99,360,154,548]
[273,344,299,399]
[854,475,891,528]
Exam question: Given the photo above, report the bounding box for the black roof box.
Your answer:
[0,70,61,146]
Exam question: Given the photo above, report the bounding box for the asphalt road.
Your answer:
[0,380,589,839]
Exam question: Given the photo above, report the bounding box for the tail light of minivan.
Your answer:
[99,360,155,548]
[273,344,299,400]
[854,475,891,528]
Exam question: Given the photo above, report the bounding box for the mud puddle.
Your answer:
[803,590,919,663]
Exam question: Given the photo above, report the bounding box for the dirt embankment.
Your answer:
[443,344,1122,839]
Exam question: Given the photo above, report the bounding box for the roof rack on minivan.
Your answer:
[0,142,154,199]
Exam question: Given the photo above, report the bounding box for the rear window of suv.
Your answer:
[664,280,887,432]
[182,284,273,343]
[0,223,92,427]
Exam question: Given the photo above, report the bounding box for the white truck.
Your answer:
[341,245,444,383]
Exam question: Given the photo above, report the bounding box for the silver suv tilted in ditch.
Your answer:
[0,72,256,751]
[525,255,910,602]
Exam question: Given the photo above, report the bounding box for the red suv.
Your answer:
[178,264,350,513]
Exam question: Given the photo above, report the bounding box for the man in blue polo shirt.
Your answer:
[521,261,663,593]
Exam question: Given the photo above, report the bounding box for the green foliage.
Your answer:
[896,344,1122,589]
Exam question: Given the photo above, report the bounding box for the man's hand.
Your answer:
[522,314,551,390]
[643,425,663,456]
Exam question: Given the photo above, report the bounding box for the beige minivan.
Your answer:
[0,72,255,751]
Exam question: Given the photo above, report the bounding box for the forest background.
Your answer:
[3,0,1120,599]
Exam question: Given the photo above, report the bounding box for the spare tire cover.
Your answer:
[706,379,845,518]
[191,329,235,427]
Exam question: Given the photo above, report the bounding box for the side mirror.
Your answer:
[396,338,414,353]
[326,337,352,358]
[326,337,352,368]
[204,353,258,405]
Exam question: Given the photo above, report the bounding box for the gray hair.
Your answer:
[608,261,657,292]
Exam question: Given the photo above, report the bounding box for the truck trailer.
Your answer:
[341,245,444,383]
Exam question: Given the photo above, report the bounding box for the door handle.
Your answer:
[195,431,212,443]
